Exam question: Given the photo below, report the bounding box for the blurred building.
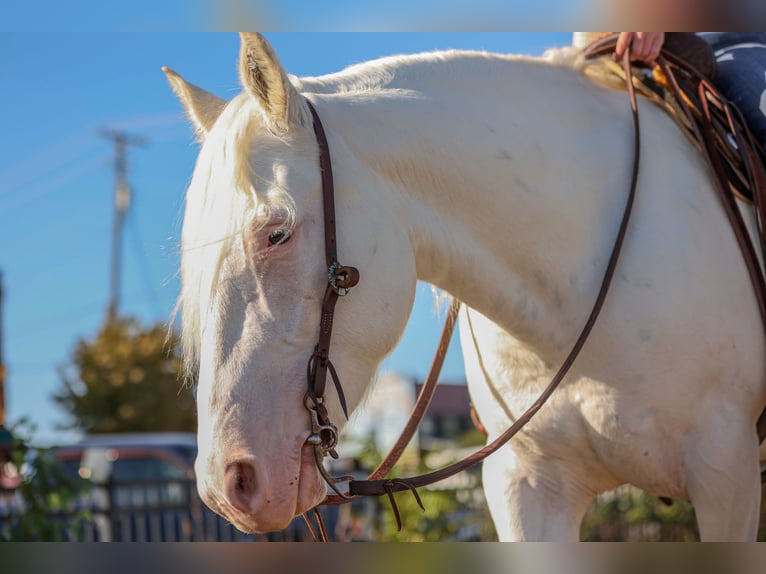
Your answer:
[338,373,475,460]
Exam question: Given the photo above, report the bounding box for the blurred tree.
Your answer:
[53,316,195,433]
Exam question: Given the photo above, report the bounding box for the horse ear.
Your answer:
[162,66,227,142]
[238,33,304,132]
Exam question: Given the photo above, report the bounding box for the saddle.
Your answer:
[585,33,766,204]
[584,34,766,442]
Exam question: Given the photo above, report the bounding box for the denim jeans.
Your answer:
[698,32,766,149]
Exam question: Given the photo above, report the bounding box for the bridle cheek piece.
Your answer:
[303,100,358,498]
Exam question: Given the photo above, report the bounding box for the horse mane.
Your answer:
[294,46,590,95]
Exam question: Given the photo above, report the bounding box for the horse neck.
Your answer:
[316,55,634,357]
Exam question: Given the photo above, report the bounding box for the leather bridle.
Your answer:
[300,47,643,540]
[303,100,360,498]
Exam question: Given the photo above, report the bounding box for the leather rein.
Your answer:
[301,48,642,540]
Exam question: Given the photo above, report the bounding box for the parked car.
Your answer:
[53,432,197,485]
[49,433,311,541]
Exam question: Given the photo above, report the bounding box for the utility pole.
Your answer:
[0,270,14,461]
[0,270,5,428]
[100,129,147,320]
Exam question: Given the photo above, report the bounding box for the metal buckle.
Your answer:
[328,262,358,296]
[303,393,354,500]
[307,410,339,456]
[304,393,339,457]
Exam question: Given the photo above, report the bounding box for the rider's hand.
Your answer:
[615,32,665,64]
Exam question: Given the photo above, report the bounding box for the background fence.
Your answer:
[0,478,319,542]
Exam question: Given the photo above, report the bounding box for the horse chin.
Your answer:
[294,443,328,515]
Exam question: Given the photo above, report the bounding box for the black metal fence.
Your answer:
[0,478,315,542]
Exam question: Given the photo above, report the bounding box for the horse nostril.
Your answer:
[224,460,258,513]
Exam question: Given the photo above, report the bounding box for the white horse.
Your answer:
[164,33,766,541]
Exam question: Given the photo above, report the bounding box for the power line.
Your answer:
[10,299,107,342]
[126,201,163,318]
[0,150,104,214]
[9,288,174,344]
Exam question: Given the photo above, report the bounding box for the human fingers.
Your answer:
[631,33,650,61]
[627,32,665,64]
[646,32,665,63]
[615,31,636,60]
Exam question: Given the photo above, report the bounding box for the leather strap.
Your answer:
[309,97,339,269]
[304,100,360,466]
[323,297,462,506]
[368,297,462,481]
[301,507,329,542]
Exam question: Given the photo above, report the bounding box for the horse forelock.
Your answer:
[175,93,298,379]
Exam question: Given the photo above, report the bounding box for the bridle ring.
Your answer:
[328,262,359,296]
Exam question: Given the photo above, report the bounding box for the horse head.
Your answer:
[165,33,416,532]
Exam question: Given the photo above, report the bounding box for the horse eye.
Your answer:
[267,228,292,247]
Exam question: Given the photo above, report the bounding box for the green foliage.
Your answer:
[371,482,463,542]
[581,483,766,541]
[353,435,494,541]
[348,430,766,540]
[53,316,195,433]
[0,420,94,541]
[580,485,699,541]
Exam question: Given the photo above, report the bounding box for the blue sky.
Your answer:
[0,33,571,444]
[3,2,585,31]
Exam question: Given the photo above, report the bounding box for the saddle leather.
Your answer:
[584,34,766,204]
[575,32,717,81]
[662,32,718,81]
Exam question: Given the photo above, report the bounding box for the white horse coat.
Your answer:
[166,34,766,541]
